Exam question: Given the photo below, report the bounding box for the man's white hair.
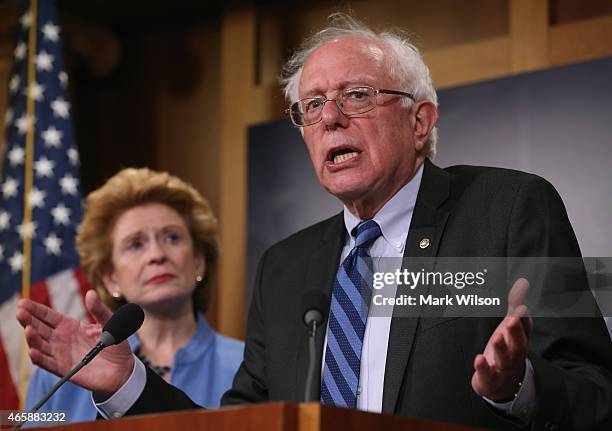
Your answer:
[280,13,439,159]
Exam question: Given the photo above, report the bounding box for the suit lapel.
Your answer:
[382,159,451,413]
[295,213,345,402]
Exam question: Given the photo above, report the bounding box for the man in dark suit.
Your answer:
[18,13,612,430]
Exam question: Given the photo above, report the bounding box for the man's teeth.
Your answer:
[333,152,358,164]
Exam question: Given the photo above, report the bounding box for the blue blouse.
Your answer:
[25,314,243,426]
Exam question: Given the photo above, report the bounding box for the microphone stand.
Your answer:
[13,340,107,430]
[304,319,319,402]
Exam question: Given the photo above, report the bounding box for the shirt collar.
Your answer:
[127,312,214,364]
[343,162,424,253]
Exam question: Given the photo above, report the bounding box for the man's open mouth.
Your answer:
[328,147,360,164]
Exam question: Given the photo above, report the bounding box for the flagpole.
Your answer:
[19,0,38,409]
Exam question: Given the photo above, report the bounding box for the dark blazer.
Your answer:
[129,160,612,430]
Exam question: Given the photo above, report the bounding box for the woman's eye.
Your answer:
[164,232,181,243]
[127,240,143,250]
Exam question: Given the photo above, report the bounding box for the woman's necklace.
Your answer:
[134,346,172,377]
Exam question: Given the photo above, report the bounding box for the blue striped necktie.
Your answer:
[321,219,382,408]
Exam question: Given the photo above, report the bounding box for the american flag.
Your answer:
[0,0,91,410]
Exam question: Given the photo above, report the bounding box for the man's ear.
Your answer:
[412,101,438,152]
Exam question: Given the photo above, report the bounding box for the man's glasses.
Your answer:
[287,85,415,127]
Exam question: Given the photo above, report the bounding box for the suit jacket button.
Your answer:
[419,238,430,249]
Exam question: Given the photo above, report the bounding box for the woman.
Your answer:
[25,168,243,424]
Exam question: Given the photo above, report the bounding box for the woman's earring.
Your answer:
[111,291,123,299]
[195,274,203,284]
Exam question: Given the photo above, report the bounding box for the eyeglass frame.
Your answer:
[286,85,416,127]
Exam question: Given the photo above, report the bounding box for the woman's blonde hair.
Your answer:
[77,168,218,313]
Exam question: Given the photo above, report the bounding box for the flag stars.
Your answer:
[44,233,63,256]
[20,11,32,29]
[9,75,20,94]
[67,148,79,165]
[0,211,10,231]
[35,157,55,178]
[42,22,60,42]
[51,98,69,118]
[5,108,13,126]
[28,187,46,208]
[24,82,45,102]
[8,146,25,166]
[42,126,63,147]
[9,252,24,273]
[14,42,26,61]
[2,178,19,199]
[51,203,71,225]
[60,174,78,195]
[59,71,68,87]
[17,221,38,240]
[16,115,34,134]
[35,51,54,72]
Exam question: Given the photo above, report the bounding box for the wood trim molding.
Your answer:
[217,8,257,337]
[509,0,549,72]
[425,36,511,89]
[550,14,612,66]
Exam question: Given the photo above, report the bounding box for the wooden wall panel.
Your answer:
[550,14,612,66]
[217,10,257,337]
[425,36,511,88]
[551,0,612,25]
[509,0,549,72]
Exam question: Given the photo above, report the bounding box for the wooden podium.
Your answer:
[27,403,485,431]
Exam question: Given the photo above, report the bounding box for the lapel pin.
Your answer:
[419,238,430,249]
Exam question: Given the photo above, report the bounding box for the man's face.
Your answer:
[299,37,425,215]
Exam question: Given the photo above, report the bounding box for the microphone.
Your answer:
[301,290,327,402]
[100,302,145,346]
[15,303,144,429]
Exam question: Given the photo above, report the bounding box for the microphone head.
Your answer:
[101,303,145,346]
[301,290,328,327]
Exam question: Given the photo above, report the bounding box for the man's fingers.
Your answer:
[505,315,528,354]
[17,299,63,328]
[25,314,54,341]
[472,354,497,395]
[492,332,512,372]
[28,348,59,376]
[474,354,496,380]
[508,278,529,315]
[24,326,52,355]
[508,304,533,345]
[85,289,113,325]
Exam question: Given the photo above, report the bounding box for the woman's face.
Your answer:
[102,202,204,312]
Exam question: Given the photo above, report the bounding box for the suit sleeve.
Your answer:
[507,174,612,431]
[125,365,200,415]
